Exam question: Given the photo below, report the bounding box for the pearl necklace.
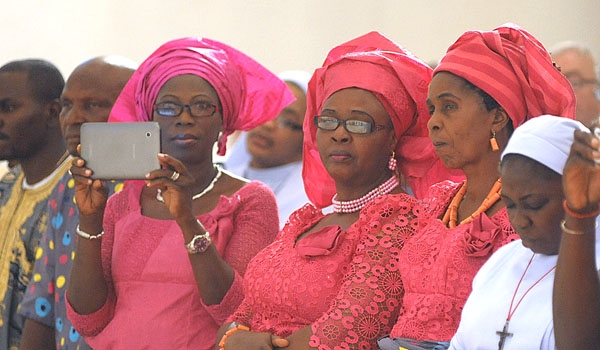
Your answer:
[332,175,400,213]
[156,166,223,203]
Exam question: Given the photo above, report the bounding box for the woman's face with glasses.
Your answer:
[153,74,223,163]
[316,87,395,187]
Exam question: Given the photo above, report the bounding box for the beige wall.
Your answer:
[4,0,599,77]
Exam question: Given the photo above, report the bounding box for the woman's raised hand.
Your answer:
[145,153,196,220]
[563,126,600,213]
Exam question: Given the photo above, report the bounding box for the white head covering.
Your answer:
[223,70,311,169]
[278,70,312,94]
[501,114,588,175]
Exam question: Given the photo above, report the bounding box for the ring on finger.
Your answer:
[170,171,180,182]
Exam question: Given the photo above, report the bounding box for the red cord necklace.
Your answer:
[496,253,556,350]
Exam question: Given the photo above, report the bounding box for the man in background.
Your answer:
[18,56,136,350]
[0,59,66,349]
[551,41,600,127]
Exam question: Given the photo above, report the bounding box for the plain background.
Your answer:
[3,1,599,77]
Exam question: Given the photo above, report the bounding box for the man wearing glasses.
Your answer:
[551,41,600,127]
[225,70,312,227]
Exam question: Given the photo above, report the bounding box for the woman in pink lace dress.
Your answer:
[385,23,577,344]
[216,32,462,350]
[64,38,294,349]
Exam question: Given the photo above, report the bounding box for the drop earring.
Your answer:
[388,151,397,171]
[489,130,499,152]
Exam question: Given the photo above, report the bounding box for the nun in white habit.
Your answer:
[449,115,600,350]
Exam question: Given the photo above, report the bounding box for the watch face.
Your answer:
[193,235,211,253]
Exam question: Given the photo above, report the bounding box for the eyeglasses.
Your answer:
[568,78,599,90]
[567,78,600,101]
[313,115,391,135]
[154,101,220,118]
[277,118,303,132]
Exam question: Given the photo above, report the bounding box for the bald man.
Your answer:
[19,56,136,350]
[551,41,600,127]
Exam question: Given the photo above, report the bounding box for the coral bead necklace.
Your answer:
[332,175,400,214]
[442,178,502,228]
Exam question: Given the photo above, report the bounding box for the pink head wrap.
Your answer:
[434,23,576,126]
[303,31,464,208]
[109,37,295,155]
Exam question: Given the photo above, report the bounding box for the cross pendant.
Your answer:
[496,320,513,350]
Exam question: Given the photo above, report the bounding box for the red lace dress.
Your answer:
[389,181,517,341]
[229,193,418,349]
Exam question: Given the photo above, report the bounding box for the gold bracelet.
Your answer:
[76,225,105,240]
[560,219,586,235]
[218,322,250,350]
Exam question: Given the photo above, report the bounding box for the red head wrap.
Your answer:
[303,31,464,208]
[434,23,576,126]
[109,37,295,155]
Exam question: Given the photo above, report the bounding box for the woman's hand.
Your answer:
[222,329,289,349]
[69,148,109,217]
[145,153,196,220]
[563,128,600,212]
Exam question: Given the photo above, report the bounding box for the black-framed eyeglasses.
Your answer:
[277,118,303,132]
[313,115,391,135]
[154,101,220,118]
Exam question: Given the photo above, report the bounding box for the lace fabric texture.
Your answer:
[390,181,516,341]
[231,193,419,349]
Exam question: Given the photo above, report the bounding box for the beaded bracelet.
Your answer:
[563,200,600,219]
[560,220,586,235]
[218,323,250,350]
[76,225,105,240]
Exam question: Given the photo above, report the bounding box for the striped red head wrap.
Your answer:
[434,23,576,127]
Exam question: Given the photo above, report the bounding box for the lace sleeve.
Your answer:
[204,181,279,323]
[309,193,418,349]
[227,296,253,325]
[220,181,280,276]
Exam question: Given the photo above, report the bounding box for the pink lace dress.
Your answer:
[230,193,419,349]
[389,181,517,341]
[66,180,279,350]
